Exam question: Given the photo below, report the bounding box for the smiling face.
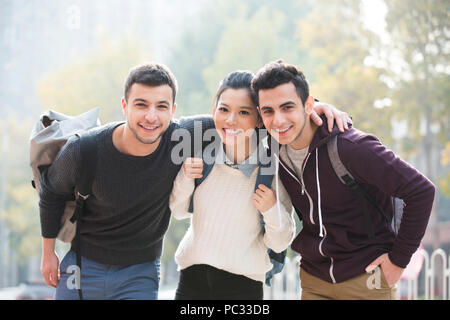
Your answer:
[258,82,314,149]
[213,88,261,160]
[122,83,176,147]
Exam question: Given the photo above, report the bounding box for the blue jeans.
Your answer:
[55,250,160,300]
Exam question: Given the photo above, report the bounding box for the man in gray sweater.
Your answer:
[39,62,349,299]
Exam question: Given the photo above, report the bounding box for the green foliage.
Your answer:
[382,0,450,224]
[297,0,392,143]
[383,0,449,154]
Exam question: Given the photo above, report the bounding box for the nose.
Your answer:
[145,107,157,122]
[272,110,284,127]
[225,112,237,126]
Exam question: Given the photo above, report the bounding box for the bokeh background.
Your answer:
[0,0,448,299]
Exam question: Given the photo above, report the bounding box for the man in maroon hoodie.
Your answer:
[251,60,435,300]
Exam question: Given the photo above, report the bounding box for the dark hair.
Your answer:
[124,63,178,103]
[251,60,309,106]
[214,70,258,107]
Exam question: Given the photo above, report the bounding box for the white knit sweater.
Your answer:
[169,163,296,282]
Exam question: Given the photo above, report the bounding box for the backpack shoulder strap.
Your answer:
[187,146,216,213]
[254,146,275,191]
[326,135,390,238]
[254,165,275,192]
[72,131,97,300]
[76,131,98,198]
[253,150,285,287]
[327,135,354,183]
[254,159,275,232]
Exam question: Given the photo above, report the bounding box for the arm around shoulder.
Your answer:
[169,167,196,220]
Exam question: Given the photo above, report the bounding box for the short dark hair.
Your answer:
[214,70,257,106]
[124,63,178,103]
[251,60,309,106]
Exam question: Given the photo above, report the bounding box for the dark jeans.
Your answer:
[175,264,264,300]
[55,250,160,300]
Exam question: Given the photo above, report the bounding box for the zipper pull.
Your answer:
[301,184,305,195]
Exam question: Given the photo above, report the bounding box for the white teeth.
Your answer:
[225,129,241,135]
[141,124,159,130]
[274,127,290,133]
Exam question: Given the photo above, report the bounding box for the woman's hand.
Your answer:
[183,157,203,179]
[253,184,277,213]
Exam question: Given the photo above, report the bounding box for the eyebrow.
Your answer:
[280,101,296,107]
[219,102,254,110]
[133,98,148,103]
[260,101,296,109]
[133,98,171,105]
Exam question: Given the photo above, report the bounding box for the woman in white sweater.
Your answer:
[169,70,296,300]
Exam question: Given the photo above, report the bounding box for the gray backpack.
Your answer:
[327,135,404,237]
[29,108,100,242]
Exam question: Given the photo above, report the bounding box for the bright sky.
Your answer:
[361,0,389,43]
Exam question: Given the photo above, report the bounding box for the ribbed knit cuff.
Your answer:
[261,204,284,229]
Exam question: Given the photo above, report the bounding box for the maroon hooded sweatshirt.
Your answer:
[271,117,435,283]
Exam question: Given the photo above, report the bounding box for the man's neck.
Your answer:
[289,118,318,151]
[112,124,161,156]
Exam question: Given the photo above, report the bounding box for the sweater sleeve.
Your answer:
[261,176,296,253]
[169,165,195,220]
[339,132,435,268]
[39,136,81,238]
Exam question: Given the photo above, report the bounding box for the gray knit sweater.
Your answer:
[39,115,214,265]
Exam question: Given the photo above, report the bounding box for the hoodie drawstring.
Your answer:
[315,148,324,237]
[272,152,283,228]
[275,154,282,228]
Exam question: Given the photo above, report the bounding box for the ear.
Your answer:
[256,114,264,128]
[171,103,177,118]
[212,105,217,120]
[304,96,315,116]
[121,97,127,117]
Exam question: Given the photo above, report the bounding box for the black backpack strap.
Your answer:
[72,132,98,300]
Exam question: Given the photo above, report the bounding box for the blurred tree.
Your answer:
[165,1,229,116]
[168,0,312,116]
[203,4,308,99]
[383,0,450,245]
[297,0,392,143]
[384,0,449,157]
[0,116,40,285]
[439,142,450,196]
[36,36,148,123]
